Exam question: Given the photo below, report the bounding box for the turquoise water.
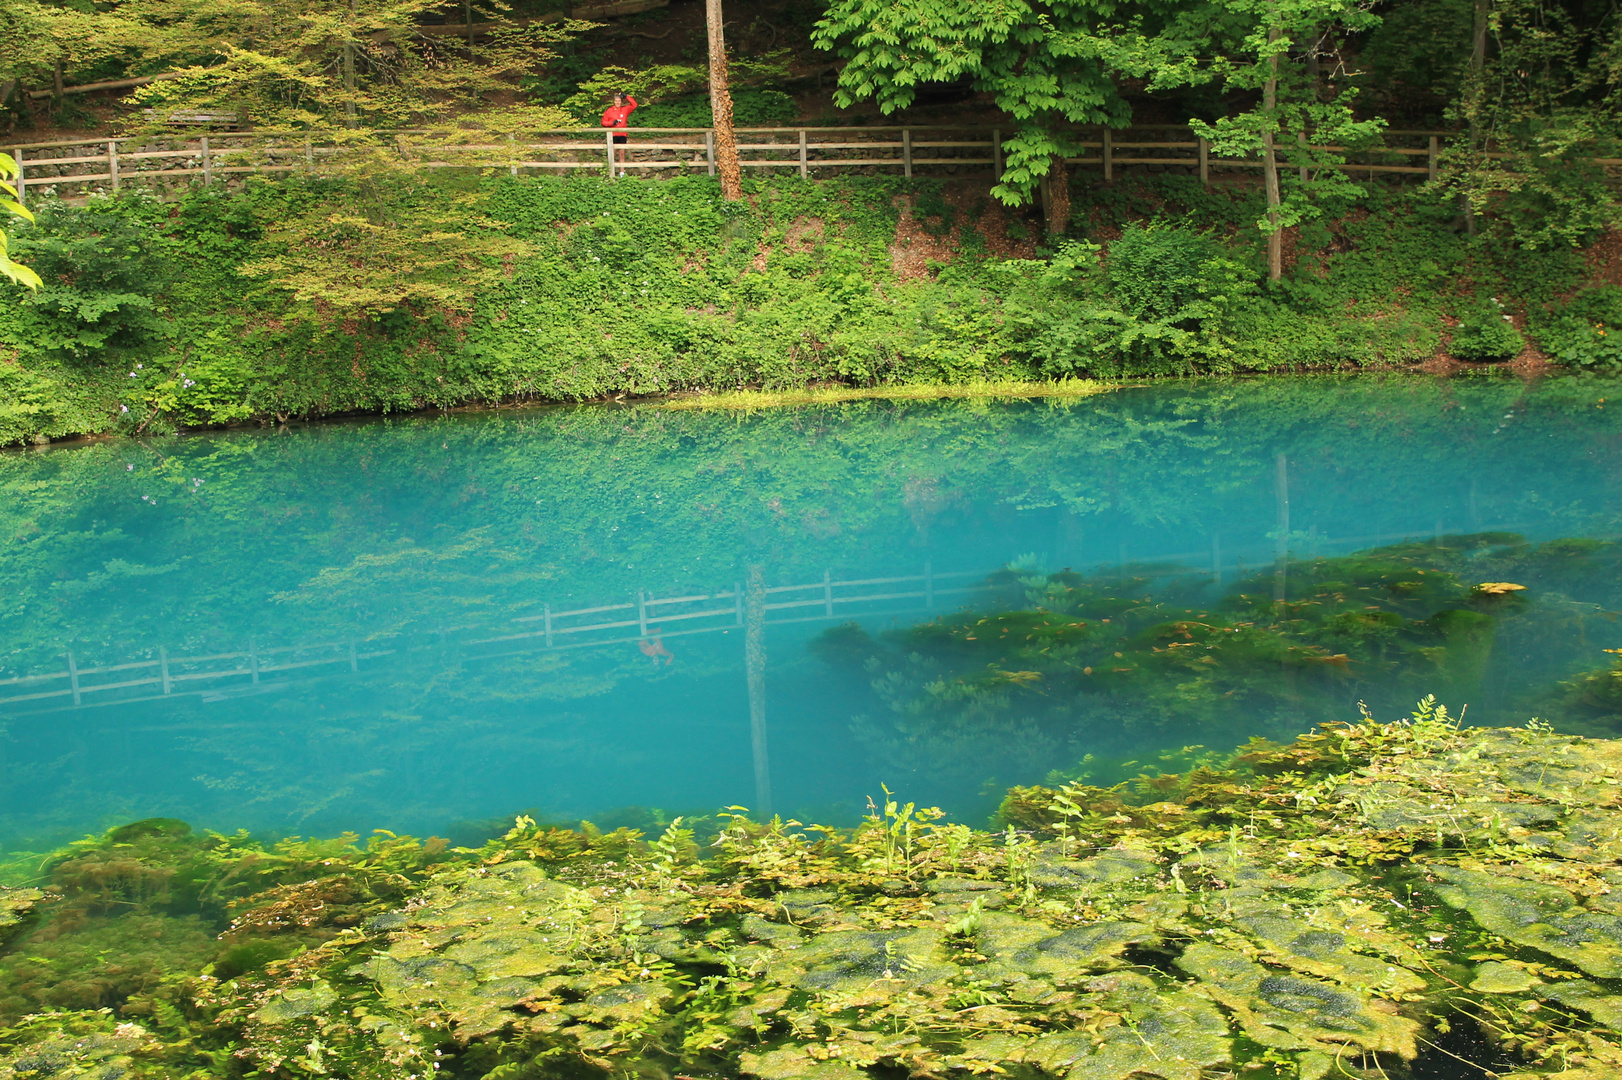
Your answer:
[2,377,1620,852]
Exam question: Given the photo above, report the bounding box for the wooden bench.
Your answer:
[141,110,248,130]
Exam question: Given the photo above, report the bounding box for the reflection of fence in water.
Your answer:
[0,564,982,713]
[0,517,1536,713]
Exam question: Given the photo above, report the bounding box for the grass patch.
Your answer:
[655,379,1119,410]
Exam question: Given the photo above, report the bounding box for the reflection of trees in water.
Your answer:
[5,378,1621,678]
[819,533,1622,786]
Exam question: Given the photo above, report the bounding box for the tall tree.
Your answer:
[706,0,742,200]
[118,0,579,132]
[1096,0,1383,279]
[1437,0,1620,248]
[813,0,1129,224]
[0,0,142,124]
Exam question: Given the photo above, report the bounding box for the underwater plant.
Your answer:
[815,533,1622,792]
[3,703,1622,1078]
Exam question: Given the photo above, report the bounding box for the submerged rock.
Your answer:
[0,887,41,941]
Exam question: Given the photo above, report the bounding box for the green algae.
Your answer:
[1427,868,1622,979]
[0,1013,154,1080]
[820,533,1622,789]
[8,710,1622,1077]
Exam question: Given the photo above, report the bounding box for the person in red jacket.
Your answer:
[601,92,638,177]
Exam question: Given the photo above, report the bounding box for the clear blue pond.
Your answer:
[2,376,1621,854]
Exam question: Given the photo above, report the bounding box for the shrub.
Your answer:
[7,197,174,359]
[1450,300,1523,361]
[1532,285,1622,371]
[1106,221,1257,327]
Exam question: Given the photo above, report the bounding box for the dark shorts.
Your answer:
[612,134,628,144]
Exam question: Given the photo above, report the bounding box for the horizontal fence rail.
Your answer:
[11,125,1610,203]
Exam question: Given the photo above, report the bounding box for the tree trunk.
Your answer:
[1465,0,1489,235]
[706,0,742,199]
[1262,25,1283,281]
[1045,156,1070,237]
[343,0,359,129]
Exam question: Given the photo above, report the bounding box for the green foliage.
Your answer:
[1098,0,1385,247]
[1438,0,1622,249]
[1531,285,1622,370]
[1107,220,1258,327]
[7,197,173,358]
[1362,0,1474,103]
[817,532,1622,784]
[999,220,1259,375]
[0,170,1614,444]
[236,172,533,324]
[9,718,1622,1078]
[0,152,40,291]
[633,89,799,128]
[1450,297,1524,360]
[119,0,584,132]
[812,0,1130,204]
[560,57,793,124]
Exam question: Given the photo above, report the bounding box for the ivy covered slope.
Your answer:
[4,165,1621,448]
[5,711,1622,1079]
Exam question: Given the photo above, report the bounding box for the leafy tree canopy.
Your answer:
[812,0,1130,204]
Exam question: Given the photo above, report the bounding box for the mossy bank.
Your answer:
[5,170,1622,449]
[4,708,1622,1079]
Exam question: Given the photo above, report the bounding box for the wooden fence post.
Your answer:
[508,134,517,177]
[108,140,120,192]
[1428,135,1439,182]
[605,129,614,175]
[200,136,211,186]
[798,128,808,179]
[1198,136,1209,187]
[991,128,1002,178]
[12,149,22,206]
[160,645,173,693]
[66,650,81,705]
[1102,128,1113,182]
[902,128,913,178]
[706,129,716,177]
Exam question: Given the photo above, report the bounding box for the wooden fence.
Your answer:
[3,125,1480,204]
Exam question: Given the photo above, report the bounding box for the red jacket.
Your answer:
[601,97,638,136]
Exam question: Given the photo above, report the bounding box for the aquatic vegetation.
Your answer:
[4,708,1622,1078]
[656,379,1116,410]
[1530,649,1622,737]
[818,533,1622,785]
